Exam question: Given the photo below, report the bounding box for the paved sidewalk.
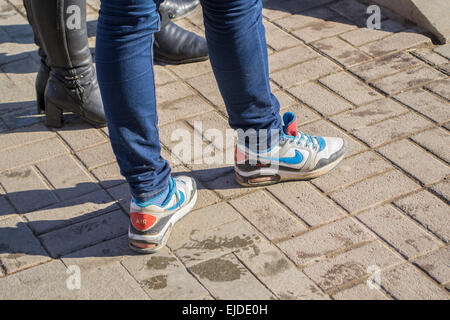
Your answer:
[0,0,449,299]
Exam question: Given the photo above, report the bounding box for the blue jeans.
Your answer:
[96,0,281,202]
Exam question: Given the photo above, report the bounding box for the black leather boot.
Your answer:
[23,0,106,127]
[159,0,200,20]
[23,0,49,114]
[154,6,208,65]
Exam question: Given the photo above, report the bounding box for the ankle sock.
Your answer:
[134,181,171,207]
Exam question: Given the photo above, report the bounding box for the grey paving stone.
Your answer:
[394,88,450,124]
[167,59,212,80]
[278,217,375,266]
[189,253,274,300]
[0,194,15,220]
[271,57,341,88]
[371,66,446,95]
[429,178,449,203]
[268,44,320,72]
[235,239,328,299]
[411,128,450,164]
[414,246,450,284]
[0,29,37,67]
[185,111,230,150]
[328,0,371,27]
[302,241,402,292]
[312,36,371,67]
[62,235,131,270]
[268,181,346,226]
[394,190,450,243]
[172,219,260,268]
[330,98,407,131]
[76,142,116,170]
[319,71,383,105]
[154,65,177,85]
[0,2,33,39]
[25,189,119,235]
[264,20,301,51]
[434,43,450,60]
[0,119,7,133]
[158,120,209,165]
[0,260,70,299]
[291,17,357,43]
[287,81,353,116]
[121,247,208,299]
[273,90,297,109]
[0,122,54,152]
[56,121,106,152]
[186,72,224,107]
[39,209,128,258]
[36,154,100,201]
[157,95,214,126]
[229,190,306,241]
[0,166,58,213]
[0,57,39,94]
[0,215,50,275]
[106,182,130,211]
[350,52,422,81]
[186,161,234,184]
[167,202,241,251]
[381,263,448,300]
[378,139,449,185]
[0,137,67,173]
[312,151,392,193]
[91,162,125,189]
[360,30,431,57]
[0,103,43,130]
[357,205,442,259]
[351,112,433,148]
[329,170,420,213]
[339,20,406,47]
[269,6,336,30]
[68,262,150,300]
[425,78,450,101]
[201,170,258,200]
[155,81,195,106]
[332,283,389,300]
[301,120,368,157]
[412,48,450,67]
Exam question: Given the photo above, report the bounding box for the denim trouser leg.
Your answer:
[95,0,170,202]
[95,0,281,200]
[201,0,281,132]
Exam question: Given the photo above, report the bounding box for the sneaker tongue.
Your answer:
[282,112,298,137]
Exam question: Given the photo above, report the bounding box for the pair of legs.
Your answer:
[96,0,281,203]
[96,0,347,252]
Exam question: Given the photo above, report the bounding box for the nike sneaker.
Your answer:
[128,176,197,253]
[234,112,347,186]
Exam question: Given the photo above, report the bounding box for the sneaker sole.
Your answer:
[128,187,198,254]
[235,148,347,187]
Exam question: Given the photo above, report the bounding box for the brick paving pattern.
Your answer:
[0,0,448,299]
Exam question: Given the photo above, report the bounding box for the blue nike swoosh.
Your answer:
[259,150,303,165]
[166,191,185,211]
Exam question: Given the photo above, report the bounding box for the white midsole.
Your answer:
[128,190,198,242]
[235,152,346,180]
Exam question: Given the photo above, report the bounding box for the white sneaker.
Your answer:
[128,176,197,253]
[235,112,347,186]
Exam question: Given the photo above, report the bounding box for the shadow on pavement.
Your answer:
[0,164,241,260]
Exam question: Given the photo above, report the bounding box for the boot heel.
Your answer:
[45,101,63,128]
[36,92,45,114]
